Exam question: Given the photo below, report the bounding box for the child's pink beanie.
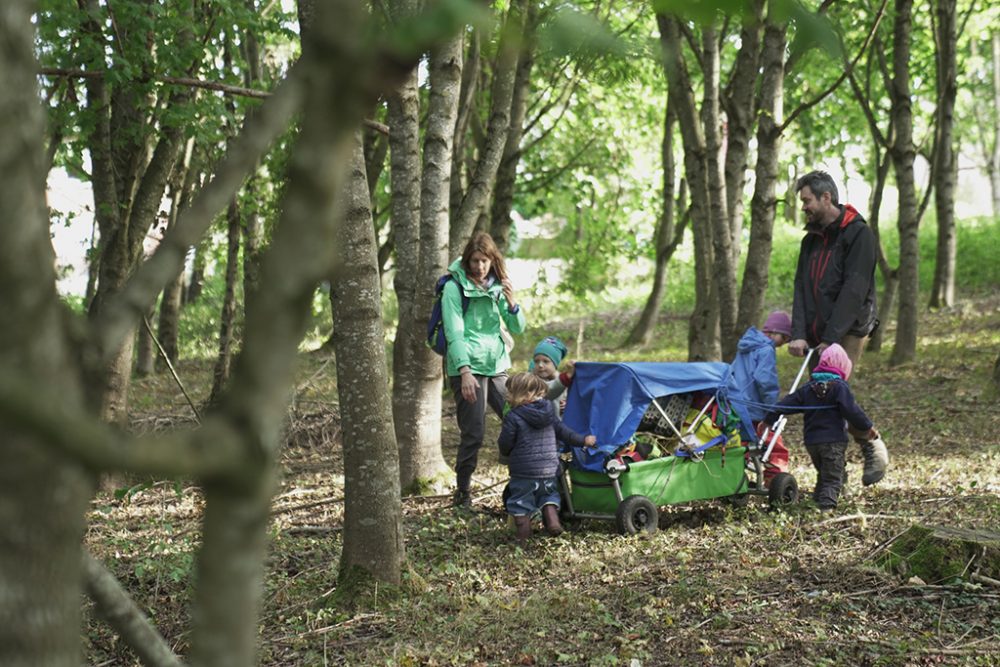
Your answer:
[816,343,852,380]
[762,310,792,337]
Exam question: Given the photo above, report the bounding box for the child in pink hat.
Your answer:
[762,344,883,510]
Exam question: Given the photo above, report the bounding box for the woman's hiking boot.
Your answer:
[860,437,889,486]
[513,515,532,542]
[541,504,564,537]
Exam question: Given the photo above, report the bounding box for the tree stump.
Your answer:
[877,525,1000,584]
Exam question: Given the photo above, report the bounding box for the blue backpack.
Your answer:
[427,274,470,355]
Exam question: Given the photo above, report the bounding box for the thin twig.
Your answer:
[143,316,201,423]
[813,512,908,527]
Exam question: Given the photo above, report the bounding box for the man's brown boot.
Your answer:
[541,504,564,537]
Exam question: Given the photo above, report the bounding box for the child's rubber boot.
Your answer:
[860,437,889,486]
[513,515,532,542]
[541,504,564,537]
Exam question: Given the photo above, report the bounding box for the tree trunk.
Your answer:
[889,0,920,366]
[449,0,527,258]
[659,15,720,360]
[990,33,1000,219]
[625,103,684,346]
[209,198,242,404]
[396,34,465,493]
[80,0,194,421]
[449,29,480,224]
[702,25,738,361]
[930,0,957,309]
[157,149,196,371]
[723,0,764,264]
[134,304,156,377]
[332,132,406,584]
[489,0,539,253]
[737,16,787,336]
[0,5,95,664]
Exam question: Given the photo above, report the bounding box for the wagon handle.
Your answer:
[761,348,814,463]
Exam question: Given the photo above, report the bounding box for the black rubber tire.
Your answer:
[615,495,659,535]
[768,472,799,509]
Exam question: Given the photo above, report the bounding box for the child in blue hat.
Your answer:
[530,336,574,417]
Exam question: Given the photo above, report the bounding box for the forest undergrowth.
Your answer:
[86,293,1000,666]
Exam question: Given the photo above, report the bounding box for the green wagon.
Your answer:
[558,362,799,534]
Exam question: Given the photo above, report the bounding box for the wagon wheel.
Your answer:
[615,495,659,535]
[767,472,799,509]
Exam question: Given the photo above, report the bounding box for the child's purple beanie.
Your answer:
[816,343,853,381]
[762,310,792,337]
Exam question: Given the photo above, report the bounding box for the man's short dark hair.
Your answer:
[795,170,839,205]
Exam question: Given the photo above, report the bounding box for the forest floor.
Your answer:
[86,293,1000,666]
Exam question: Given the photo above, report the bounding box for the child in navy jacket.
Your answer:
[498,372,595,541]
[762,344,879,510]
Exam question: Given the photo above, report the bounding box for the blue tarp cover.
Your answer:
[561,361,758,472]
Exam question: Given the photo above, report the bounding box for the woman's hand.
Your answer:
[460,370,478,403]
[501,278,516,310]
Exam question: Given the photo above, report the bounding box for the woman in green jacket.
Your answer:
[442,232,527,508]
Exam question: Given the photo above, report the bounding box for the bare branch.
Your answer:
[83,551,186,667]
[0,374,244,478]
[780,0,889,134]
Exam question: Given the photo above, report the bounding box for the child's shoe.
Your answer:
[513,515,532,542]
[541,505,564,537]
[860,437,889,486]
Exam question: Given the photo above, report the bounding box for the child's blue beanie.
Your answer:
[533,336,567,368]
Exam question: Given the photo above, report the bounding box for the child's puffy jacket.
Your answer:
[498,399,587,479]
[441,258,526,377]
[729,326,780,424]
[763,377,873,446]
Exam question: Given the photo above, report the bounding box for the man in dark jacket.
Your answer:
[789,171,888,485]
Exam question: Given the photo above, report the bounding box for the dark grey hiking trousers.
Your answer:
[450,372,508,494]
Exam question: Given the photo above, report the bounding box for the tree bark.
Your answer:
[702,25,739,360]
[659,14,720,361]
[0,4,95,664]
[80,0,195,423]
[625,103,685,346]
[209,198,242,404]
[332,132,406,584]
[396,34,465,493]
[489,0,539,253]
[888,0,920,366]
[737,16,787,337]
[723,0,764,264]
[157,147,197,371]
[134,304,157,377]
[449,0,527,258]
[930,0,958,309]
[450,29,480,223]
[990,34,1000,219]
